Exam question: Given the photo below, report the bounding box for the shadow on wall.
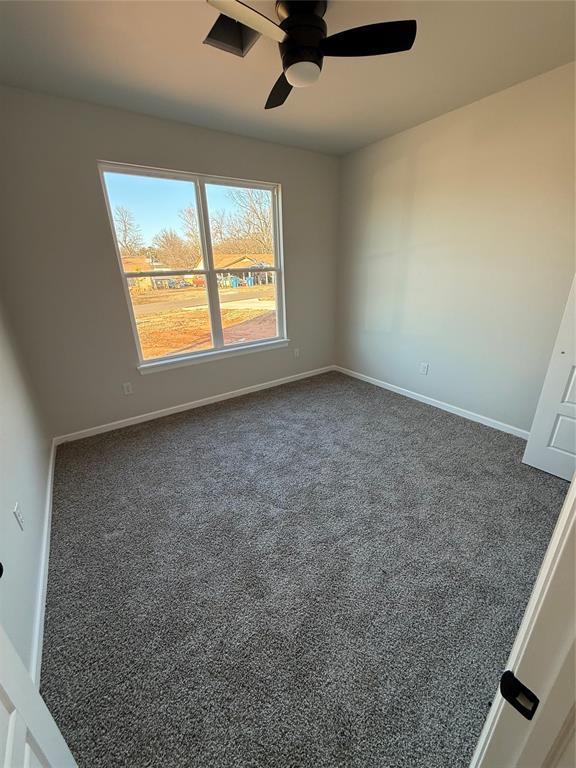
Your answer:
[0,302,50,436]
[0,299,52,675]
[335,63,575,432]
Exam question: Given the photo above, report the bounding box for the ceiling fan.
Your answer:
[205,0,417,109]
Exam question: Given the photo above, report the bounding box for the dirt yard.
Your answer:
[129,282,277,359]
[135,306,276,359]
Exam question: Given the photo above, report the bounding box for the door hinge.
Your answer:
[500,671,539,720]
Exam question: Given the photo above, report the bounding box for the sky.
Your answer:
[103,171,241,245]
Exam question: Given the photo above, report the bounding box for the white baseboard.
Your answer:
[54,362,529,447]
[334,365,530,440]
[29,437,57,687]
[31,362,525,687]
[54,366,334,445]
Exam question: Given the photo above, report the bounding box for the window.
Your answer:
[99,163,286,369]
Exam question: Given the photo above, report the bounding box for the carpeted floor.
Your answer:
[41,372,567,768]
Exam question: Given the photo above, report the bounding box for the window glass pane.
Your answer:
[217,271,278,346]
[206,184,275,268]
[103,171,205,272]
[128,275,213,360]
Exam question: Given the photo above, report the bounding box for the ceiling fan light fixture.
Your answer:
[205,0,417,108]
[284,61,321,87]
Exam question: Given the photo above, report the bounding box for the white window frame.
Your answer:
[98,161,288,372]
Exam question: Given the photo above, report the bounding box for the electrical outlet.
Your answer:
[122,382,133,396]
[13,503,24,531]
[419,362,430,376]
[294,347,300,358]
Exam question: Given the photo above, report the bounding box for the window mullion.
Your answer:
[197,179,224,348]
[124,269,208,279]
[272,187,286,339]
[216,267,279,274]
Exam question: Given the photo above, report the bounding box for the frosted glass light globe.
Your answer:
[285,61,321,88]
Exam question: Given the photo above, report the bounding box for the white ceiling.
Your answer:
[0,1,573,155]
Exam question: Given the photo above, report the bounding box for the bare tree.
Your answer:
[152,228,197,269]
[178,205,203,267]
[206,208,228,249]
[226,188,273,254]
[208,189,273,257]
[114,206,143,259]
[157,190,273,269]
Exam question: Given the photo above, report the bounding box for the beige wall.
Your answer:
[0,65,574,673]
[337,63,575,432]
[2,67,573,441]
[0,304,51,672]
[0,86,339,436]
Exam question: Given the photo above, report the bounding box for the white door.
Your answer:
[0,625,77,768]
[515,641,575,767]
[470,477,576,767]
[523,276,576,481]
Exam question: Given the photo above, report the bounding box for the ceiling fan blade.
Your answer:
[321,20,417,57]
[206,0,286,43]
[265,73,293,109]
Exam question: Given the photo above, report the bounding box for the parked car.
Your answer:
[167,279,191,289]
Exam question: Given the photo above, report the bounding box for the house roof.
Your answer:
[122,251,272,272]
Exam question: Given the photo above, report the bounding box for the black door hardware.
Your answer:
[500,671,539,720]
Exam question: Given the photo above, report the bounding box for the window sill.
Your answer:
[138,338,290,374]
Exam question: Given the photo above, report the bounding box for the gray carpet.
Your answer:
[41,372,567,768]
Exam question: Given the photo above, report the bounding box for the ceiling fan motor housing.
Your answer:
[276,1,328,86]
